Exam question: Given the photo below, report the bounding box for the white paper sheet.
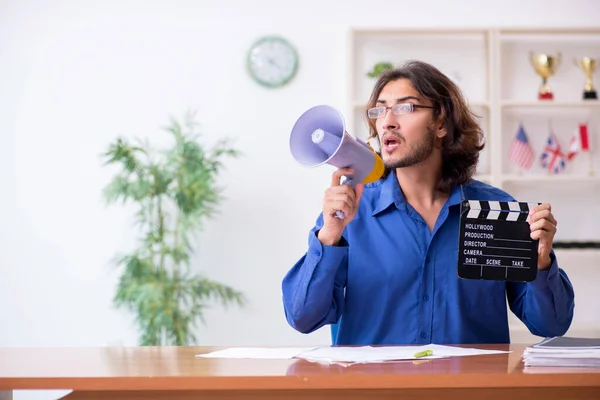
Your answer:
[196,344,509,363]
[296,344,509,363]
[195,347,317,359]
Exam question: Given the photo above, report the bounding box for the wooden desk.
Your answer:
[0,344,599,399]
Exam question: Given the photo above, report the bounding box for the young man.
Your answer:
[281,60,575,345]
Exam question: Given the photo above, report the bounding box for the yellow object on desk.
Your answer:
[413,349,433,358]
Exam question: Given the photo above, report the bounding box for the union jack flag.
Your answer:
[540,132,566,174]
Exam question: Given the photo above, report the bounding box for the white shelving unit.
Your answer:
[346,27,600,244]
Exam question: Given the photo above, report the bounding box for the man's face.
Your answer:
[374,79,437,169]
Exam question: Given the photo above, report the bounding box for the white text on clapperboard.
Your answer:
[463,223,525,267]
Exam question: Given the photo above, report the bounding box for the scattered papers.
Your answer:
[523,336,600,367]
[196,347,316,359]
[196,344,510,364]
[296,344,509,364]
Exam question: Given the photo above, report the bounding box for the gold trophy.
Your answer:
[530,52,561,100]
[574,57,598,100]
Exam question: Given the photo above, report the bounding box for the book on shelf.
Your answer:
[522,336,600,368]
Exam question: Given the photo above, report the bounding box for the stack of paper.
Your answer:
[523,336,600,367]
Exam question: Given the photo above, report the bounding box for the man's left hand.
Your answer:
[529,203,557,270]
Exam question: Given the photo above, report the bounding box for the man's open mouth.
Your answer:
[384,137,399,146]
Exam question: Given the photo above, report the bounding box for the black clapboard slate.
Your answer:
[457,200,539,282]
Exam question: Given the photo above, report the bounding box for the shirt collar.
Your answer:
[372,170,406,216]
[446,181,464,208]
[372,170,465,217]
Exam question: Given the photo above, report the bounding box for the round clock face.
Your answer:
[247,36,298,88]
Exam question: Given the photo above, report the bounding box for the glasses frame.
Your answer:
[366,103,435,119]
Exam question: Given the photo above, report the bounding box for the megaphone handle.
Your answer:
[334,174,354,219]
[340,175,354,186]
[335,175,354,219]
[334,210,346,220]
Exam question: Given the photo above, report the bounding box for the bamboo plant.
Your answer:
[101,112,245,346]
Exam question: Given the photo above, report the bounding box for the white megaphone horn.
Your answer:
[289,105,385,219]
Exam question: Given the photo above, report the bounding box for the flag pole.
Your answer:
[514,121,520,177]
[548,118,553,177]
[586,119,594,177]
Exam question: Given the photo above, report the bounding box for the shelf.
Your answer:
[498,27,600,35]
[474,174,599,184]
[353,102,490,109]
[351,30,489,43]
[501,101,600,108]
[553,242,600,250]
[352,28,489,35]
[499,31,600,43]
[500,174,599,182]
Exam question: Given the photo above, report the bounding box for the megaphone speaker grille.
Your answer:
[290,105,346,166]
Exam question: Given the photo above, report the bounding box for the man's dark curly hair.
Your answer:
[366,60,485,192]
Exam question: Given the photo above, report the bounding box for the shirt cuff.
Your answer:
[307,230,349,265]
[529,251,559,290]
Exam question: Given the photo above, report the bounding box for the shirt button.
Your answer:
[315,250,321,257]
[420,332,427,339]
[423,295,429,301]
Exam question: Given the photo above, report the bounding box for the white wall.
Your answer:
[1,0,600,357]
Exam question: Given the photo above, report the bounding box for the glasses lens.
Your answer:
[367,107,383,119]
[392,103,413,115]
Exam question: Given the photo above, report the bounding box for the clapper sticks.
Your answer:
[457,200,541,282]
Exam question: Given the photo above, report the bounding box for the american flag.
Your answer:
[540,132,566,174]
[508,124,535,170]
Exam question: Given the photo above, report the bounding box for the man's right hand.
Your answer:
[317,168,364,246]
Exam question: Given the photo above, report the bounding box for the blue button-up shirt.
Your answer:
[282,171,575,345]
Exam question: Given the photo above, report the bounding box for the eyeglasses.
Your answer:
[366,103,435,119]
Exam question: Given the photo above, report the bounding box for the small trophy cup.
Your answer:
[574,57,598,100]
[530,52,561,100]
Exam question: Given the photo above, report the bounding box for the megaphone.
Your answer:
[290,105,385,219]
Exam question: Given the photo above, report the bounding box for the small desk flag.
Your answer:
[508,124,535,170]
[540,132,566,174]
[567,123,590,160]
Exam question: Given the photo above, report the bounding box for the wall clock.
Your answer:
[247,35,299,88]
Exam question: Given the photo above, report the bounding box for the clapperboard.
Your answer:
[457,200,540,282]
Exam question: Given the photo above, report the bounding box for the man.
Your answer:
[281,60,575,345]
